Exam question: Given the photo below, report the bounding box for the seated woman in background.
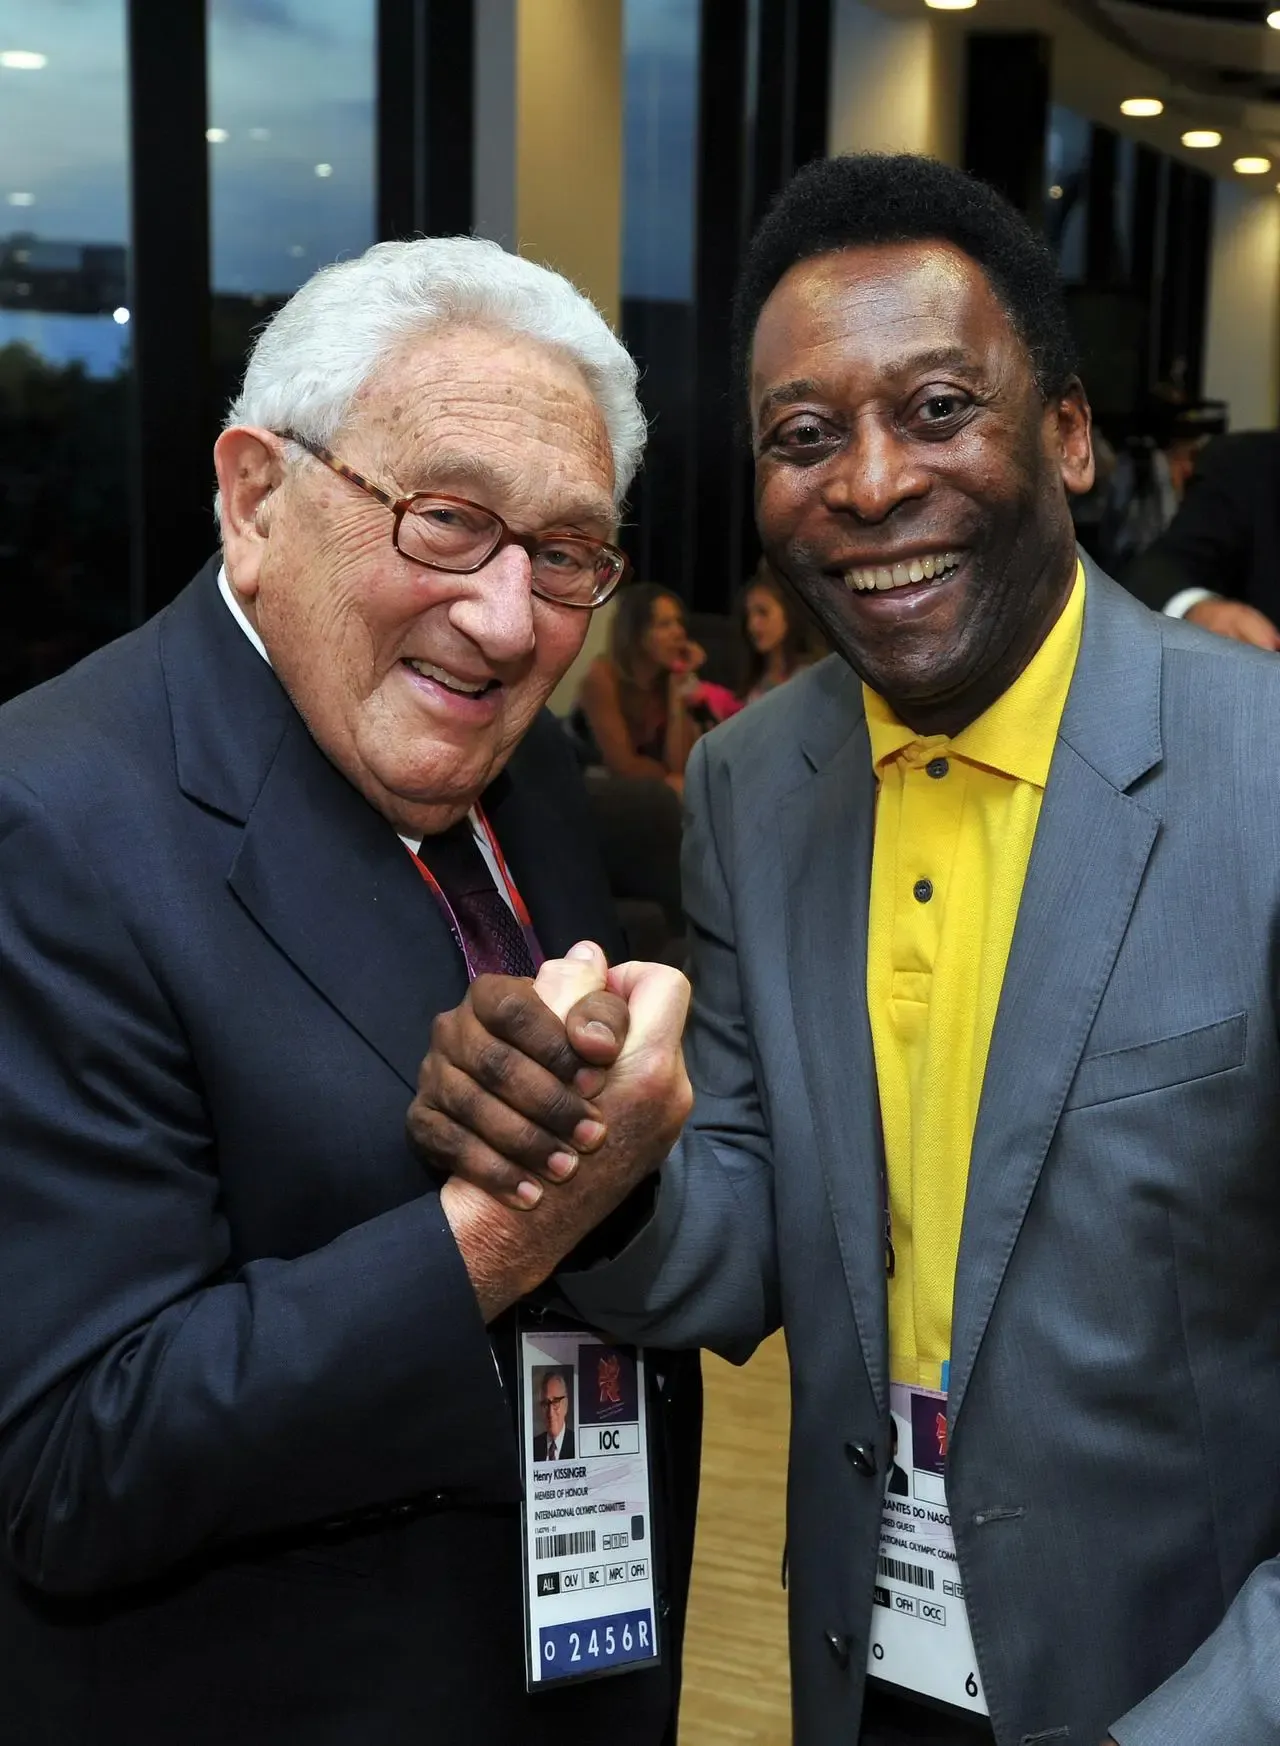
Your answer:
[740,561,825,702]
[576,582,716,795]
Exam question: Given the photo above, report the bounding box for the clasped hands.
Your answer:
[409,944,691,1315]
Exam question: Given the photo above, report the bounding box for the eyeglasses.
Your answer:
[281,432,629,610]
[541,1395,568,1409]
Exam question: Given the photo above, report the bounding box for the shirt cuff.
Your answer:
[1164,587,1217,619]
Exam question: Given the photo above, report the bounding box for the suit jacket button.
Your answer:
[824,1631,851,1669]
[845,1440,877,1476]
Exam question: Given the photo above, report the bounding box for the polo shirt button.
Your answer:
[926,756,949,779]
[913,878,933,903]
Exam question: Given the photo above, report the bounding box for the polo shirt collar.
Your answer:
[864,561,1085,788]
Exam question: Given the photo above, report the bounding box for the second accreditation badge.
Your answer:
[518,1319,661,1692]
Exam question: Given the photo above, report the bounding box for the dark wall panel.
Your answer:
[963,33,1051,228]
[127,0,214,616]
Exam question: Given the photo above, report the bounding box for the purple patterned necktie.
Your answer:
[418,821,537,980]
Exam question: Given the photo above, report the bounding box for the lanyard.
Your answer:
[407,803,544,982]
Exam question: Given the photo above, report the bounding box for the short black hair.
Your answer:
[732,153,1078,403]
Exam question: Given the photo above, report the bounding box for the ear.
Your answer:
[213,426,288,602]
[1053,378,1095,497]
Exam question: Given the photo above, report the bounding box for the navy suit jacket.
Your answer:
[0,562,698,1746]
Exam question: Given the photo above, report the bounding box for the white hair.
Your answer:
[222,235,645,510]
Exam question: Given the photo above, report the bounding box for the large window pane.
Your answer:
[0,2,131,702]
[620,0,700,591]
[207,0,376,415]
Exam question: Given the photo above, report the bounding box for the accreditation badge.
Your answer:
[867,1380,989,1717]
[518,1318,661,1692]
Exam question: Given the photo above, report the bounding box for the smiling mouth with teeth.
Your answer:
[404,657,499,697]
[843,551,964,593]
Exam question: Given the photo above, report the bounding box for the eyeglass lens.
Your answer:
[397,498,619,604]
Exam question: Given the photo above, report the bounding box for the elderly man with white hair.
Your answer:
[0,238,698,1746]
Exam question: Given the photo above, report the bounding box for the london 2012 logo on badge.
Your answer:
[597,1353,622,1410]
[579,1346,639,1427]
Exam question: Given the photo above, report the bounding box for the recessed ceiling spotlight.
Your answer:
[206,127,229,144]
[314,162,334,178]
[0,50,47,69]
[1121,98,1163,117]
[1234,155,1271,174]
[1267,8,1280,26]
[1181,130,1222,149]
[924,0,977,11]
[6,191,35,206]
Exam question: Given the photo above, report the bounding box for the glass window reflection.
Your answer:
[0,0,132,702]
[620,0,700,590]
[207,0,375,413]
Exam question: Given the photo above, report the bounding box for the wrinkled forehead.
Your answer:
[347,323,618,526]
[749,242,1027,408]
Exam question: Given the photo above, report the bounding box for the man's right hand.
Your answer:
[1185,597,1280,649]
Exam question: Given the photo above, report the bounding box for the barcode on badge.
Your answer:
[877,1554,935,1591]
[536,1530,598,1561]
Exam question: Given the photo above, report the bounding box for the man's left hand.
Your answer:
[408,943,632,1210]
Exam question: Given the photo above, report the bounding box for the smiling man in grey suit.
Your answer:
[410,155,1280,1746]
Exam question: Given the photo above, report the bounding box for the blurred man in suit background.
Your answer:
[1125,429,1280,648]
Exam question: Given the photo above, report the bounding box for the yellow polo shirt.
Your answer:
[865,565,1085,1391]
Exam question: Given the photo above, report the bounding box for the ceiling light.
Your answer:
[923,0,977,10]
[249,127,271,141]
[1234,155,1271,174]
[112,307,130,325]
[314,162,333,178]
[1048,184,1064,199]
[6,191,35,206]
[0,50,47,69]
[1181,130,1222,149]
[1121,98,1163,117]
[1268,8,1280,25]
[206,127,229,144]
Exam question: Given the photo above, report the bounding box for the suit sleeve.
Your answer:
[1110,1563,1280,1744]
[1123,439,1253,610]
[558,735,781,1363]
[0,776,519,1598]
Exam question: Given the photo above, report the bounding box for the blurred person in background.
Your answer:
[1124,428,1280,648]
[1072,398,1225,577]
[739,558,826,702]
[575,581,718,792]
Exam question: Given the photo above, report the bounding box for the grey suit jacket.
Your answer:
[566,559,1280,1746]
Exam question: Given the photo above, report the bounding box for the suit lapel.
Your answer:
[161,563,467,1091]
[228,708,467,1092]
[947,565,1164,1431]
[782,666,890,1411]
